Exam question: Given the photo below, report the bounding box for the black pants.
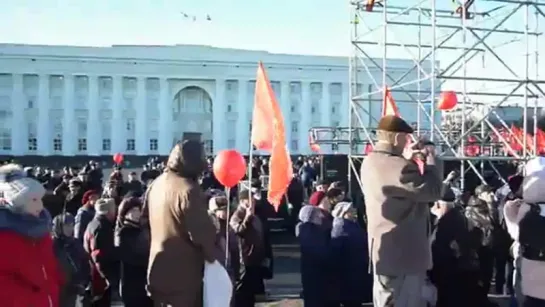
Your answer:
[479,246,495,295]
[524,296,545,307]
[90,287,111,307]
[494,252,509,294]
[234,266,262,307]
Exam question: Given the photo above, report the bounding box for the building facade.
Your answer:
[0,44,435,156]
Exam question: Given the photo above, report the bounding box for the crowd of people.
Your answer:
[0,115,544,307]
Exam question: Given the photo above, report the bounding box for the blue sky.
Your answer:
[1,0,542,104]
[0,0,351,56]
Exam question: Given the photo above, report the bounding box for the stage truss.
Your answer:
[310,0,545,192]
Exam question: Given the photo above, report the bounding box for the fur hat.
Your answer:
[522,157,545,203]
[0,164,45,213]
[377,115,414,134]
[332,202,353,218]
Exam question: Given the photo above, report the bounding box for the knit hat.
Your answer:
[82,190,99,205]
[309,191,326,206]
[377,115,414,134]
[0,164,46,213]
[94,198,115,215]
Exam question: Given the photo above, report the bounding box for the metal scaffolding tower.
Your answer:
[311,0,545,191]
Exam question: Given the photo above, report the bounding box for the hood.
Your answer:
[52,213,75,238]
[523,157,545,203]
[0,208,51,239]
[166,140,206,179]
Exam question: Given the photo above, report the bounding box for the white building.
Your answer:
[0,44,435,156]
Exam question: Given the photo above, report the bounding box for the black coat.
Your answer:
[115,224,153,307]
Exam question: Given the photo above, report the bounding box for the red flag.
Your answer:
[381,87,423,174]
[536,130,545,154]
[309,134,321,153]
[382,87,399,117]
[252,62,293,210]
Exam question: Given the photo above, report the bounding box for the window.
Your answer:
[77,138,87,152]
[331,106,336,114]
[126,139,135,151]
[102,139,111,151]
[53,138,62,152]
[0,132,11,151]
[27,98,35,109]
[291,121,298,133]
[227,105,232,112]
[126,119,135,132]
[227,139,236,149]
[203,140,213,154]
[291,106,296,113]
[311,106,316,114]
[291,140,299,151]
[149,138,158,151]
[28,138,37,151]
[333,121,340,127]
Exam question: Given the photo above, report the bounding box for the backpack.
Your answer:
[518,203,545,261]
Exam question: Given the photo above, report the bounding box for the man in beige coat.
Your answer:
[361,115,443,307]
[145,140,217,307]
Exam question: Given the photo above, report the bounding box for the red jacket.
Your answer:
[0,231,63,307]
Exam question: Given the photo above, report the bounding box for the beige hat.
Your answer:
[94,198,115,215]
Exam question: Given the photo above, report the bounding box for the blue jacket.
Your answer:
[330,217,373,304]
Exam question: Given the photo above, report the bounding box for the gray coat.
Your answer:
[361,142,443,276]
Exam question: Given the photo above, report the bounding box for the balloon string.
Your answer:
[224,187,231,268]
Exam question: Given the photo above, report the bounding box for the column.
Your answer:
[37,74,51,155]
[300,81,311,154]
[11,74,26,156]
[62,75,76,156]
[111,76,124,153]
[135,77,147,155]
[341,83,350,128]
[213,78,226,152]
[280,81,291,143]
[86,76,100,155]
[236,79,249,152]
[321,82,331,127]
[158,77,172,155]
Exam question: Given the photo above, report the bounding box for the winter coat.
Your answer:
[83,214,118,299]
[0,209,63,307]
[296,205,332,307]
[52,214,90,307]
[74,206,95,243]
[504,201,545,300]
[146,141,217,307]
[329,217,372,304]
[115,222,153,307]
[64,191,84,216]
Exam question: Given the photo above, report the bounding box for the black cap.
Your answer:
[377,115,414,134]
[441,187,456,202]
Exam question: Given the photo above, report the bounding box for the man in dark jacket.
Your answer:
[84,198,118,307]
[230,188,267,307]
[65,178,85,216]
[124,172,144,197]
[75,190,99,243]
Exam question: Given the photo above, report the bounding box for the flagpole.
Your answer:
[248,124,254,193]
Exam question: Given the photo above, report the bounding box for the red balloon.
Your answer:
[438,91,458,111]
[213,150,246,188]
[113,153,124,164]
